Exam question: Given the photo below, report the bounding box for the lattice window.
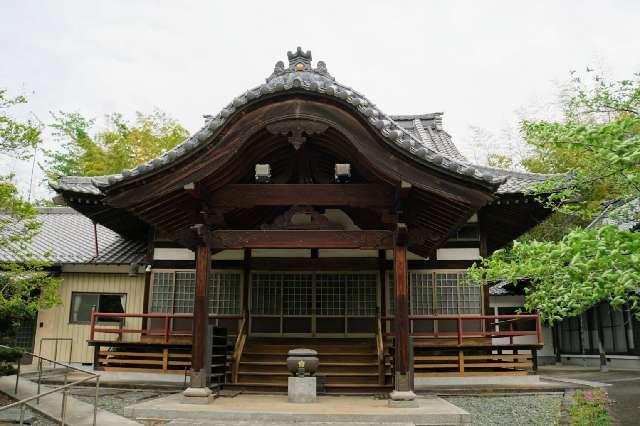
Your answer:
[435,272,480,315]
[410,272,434,315]
[209,272,241,315]
[345,273,377,316]
[282,273,313,316]
[251,273,282,315]
[173,272,195,313]
[387,272,395,316]
[151,272,174,313]
[316,274,345,316]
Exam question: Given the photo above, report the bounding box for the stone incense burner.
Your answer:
[286,348,319,376]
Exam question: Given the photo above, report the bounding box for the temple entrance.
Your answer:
[249,271,378,337]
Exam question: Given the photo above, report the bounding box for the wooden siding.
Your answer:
[34,272,146,363]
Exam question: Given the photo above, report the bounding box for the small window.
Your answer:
[70,292,126,324]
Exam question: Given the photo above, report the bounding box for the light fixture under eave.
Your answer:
[255,164,271,183]
[334,163,351,183]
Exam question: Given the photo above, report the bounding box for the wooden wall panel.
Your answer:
[34,272,145,364]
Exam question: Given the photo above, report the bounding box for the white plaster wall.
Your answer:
[153,247,194,260]
[436,248,480,260]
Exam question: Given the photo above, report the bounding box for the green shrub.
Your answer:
[570,389,610,426]
[0,346,23,363]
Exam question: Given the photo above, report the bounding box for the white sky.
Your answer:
[2,0,639,200]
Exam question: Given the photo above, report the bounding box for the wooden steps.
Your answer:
[232,337,392,393]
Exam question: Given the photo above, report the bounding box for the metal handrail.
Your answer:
[0,344,100,426]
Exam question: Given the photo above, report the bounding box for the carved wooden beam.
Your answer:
[202,229,394,250]
[209,184,394,208]
[266,120,329,150]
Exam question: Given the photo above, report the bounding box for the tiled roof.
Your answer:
[473,165,554,194]
[51,48,513,197]
[390,114,468,163]
[0,207,146,264]
[51,49,555,198]
[589,198,640,231]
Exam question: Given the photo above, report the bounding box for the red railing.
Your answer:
[89,312,243,343]
[382,314,543,346]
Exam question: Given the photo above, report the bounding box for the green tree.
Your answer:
[0,89,60,323]
[469,70,640,323]
[45,109,189,177]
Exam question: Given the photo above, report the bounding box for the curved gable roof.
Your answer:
[52,48,509,197]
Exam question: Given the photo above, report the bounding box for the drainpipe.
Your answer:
[93,222,99,258]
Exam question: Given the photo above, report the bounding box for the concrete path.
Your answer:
[539,367,640,426]
[126,393,471,425]
[0,375,141,426]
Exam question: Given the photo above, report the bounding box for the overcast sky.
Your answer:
[2,0,639,199]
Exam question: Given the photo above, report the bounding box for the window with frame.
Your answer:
[151,270,242,314]
[209,272,242,315]
[388,271,481,315]
[70,292,126,323]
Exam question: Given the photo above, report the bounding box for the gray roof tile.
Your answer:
[0,207,146,264]
[50,49,553,198]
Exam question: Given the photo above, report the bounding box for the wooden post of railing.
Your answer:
[89,308,96,341]
[457,317,463,346]
[163,315,169,344]
[536,314,543,345]
[509,321,514,345]
[118,317,124,342]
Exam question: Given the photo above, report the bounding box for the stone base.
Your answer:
[288,376,316,403]
[388,399,420,408]
[388,390,418,408]
[181,386,215,405]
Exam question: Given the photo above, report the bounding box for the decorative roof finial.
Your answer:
[287,46,312,71]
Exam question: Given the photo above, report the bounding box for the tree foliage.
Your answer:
[0,89,41,160]
[0,89,60,320]
[468,226,640,322]
[45,109,189,177]
[470,70,640,322]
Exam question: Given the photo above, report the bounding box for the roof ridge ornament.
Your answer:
[287,46,312,71]
[266,47,333,82]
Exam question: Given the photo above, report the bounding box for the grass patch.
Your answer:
[570,389,610,426]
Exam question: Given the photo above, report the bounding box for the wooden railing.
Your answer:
[381,314,543,346]
[89,312,243,343]
[231,312,249,383]
[375,314,385,385]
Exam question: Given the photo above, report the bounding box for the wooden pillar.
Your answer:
[190,244,211,386]
[393,240,411,391]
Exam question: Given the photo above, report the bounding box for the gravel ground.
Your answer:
[70,386,167,417]
[444,393,563,426]
[0,393,58,426]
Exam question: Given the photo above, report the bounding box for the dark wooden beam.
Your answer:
[206,230,394,250]
[393,240,411,391]
[208,184,394,208]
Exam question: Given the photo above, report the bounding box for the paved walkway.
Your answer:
[126,393,471,425]
[539,366,640,426]
[0,375,141,426]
